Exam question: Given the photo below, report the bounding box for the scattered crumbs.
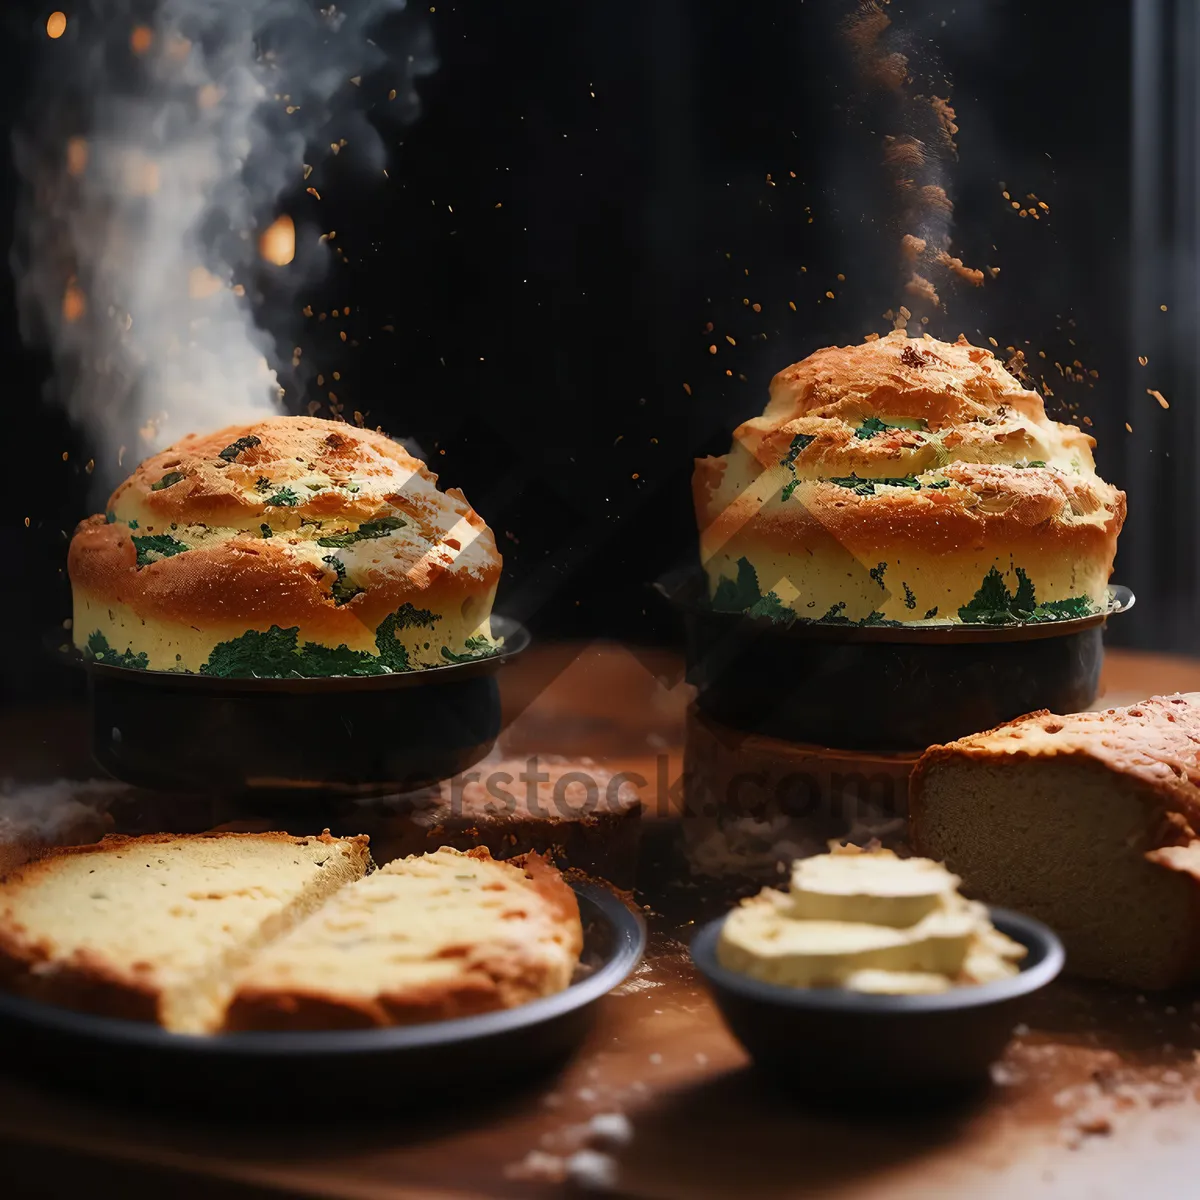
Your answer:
[988,336,998,347]
[788,300,796,311]
[825,290,836,300]
[504,1150,565,1183]
[1125,422,1133,433]
[1138,355,1149,366]
[586,1113,634,1149]
[708,345,717,355]
[565,1149,619,1192]
[725,335,736,346]
[1161,304,1169,312]
[1148,389,1170,409]
[682,382,692,395]
[837,273,846,281]
[24,517,30,528]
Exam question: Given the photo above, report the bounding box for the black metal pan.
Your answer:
[659,570,1134,751]
[70,616,529,797]
[0,881,643,1119]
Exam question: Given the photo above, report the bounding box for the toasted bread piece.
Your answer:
[0,831,370,1032]
[224,846,583,1031]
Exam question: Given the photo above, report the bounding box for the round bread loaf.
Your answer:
[693,331,1126,625]
[69,416,502,675]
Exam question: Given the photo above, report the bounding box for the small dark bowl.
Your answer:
[75,616,529,798]
[691,907,1063,1101]
[660,569,1133,751]
[0,882,644,1119]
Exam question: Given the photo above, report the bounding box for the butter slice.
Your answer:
[717,892,979,988]
[841,969,952,995]
[788,848,959,928]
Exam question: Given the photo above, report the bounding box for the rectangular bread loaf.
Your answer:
[0,831,370,1031]
[909,693,1200,989]
[224,846,583,1031]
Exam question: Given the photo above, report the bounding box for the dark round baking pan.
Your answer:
[691,906,1063,1103]
[71,616,529,797]
[0,881,643,1119]
[659,570,1133,751]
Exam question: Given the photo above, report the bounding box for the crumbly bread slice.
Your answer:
[0,831,370,1032]
[910,693,1200,989]
[224,846,583,1031]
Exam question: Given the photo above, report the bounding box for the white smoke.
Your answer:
[13,0,435,489]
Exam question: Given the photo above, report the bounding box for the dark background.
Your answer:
[0,0,1154,704]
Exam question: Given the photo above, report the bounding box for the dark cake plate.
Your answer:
[0,881,644,1118]
[659,571,1134,752]
[67,616,529,797]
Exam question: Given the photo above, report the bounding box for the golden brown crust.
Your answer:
[68,416,501,665]
[69,520,491,643]
[909,694,1200,843]
[694,331,1125,622]
[701,465,1126,561]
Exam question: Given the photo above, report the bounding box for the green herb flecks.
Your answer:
[200,625,387,679]
[105,511,116,524]
[150,471,186,492]
[263,486,300,507]
[928,479,951,490]
[869,562,887,589]
[84,630,149,670]
[781,479,799,502]
[255,477,271,494]
[322,555,364,606]
[780,432,815,467]
[218,435,261,463]
[260,524,272,538]
[132,534,189,567]
[827,474,923,495]
[375,603,441,671]
[959,566,1097,625]
[316,515,406,549]
[923,607,939,620]
[709,557,793,624]
[1016,460,1048,469]
[853,416,929,440]
[440,635,497,663]
[903,583,917,610]
[711,557,763,614]
[747,591,792,622]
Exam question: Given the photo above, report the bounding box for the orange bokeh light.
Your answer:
[259,214,296,266]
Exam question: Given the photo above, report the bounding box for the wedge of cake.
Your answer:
[224,846,584,1031]
[0,831,370,1032]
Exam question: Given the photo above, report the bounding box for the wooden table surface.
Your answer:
[4,643,1200,1199]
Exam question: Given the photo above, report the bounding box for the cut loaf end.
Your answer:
[910,694,1200,991]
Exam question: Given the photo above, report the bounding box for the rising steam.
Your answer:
[13,1,435,489]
